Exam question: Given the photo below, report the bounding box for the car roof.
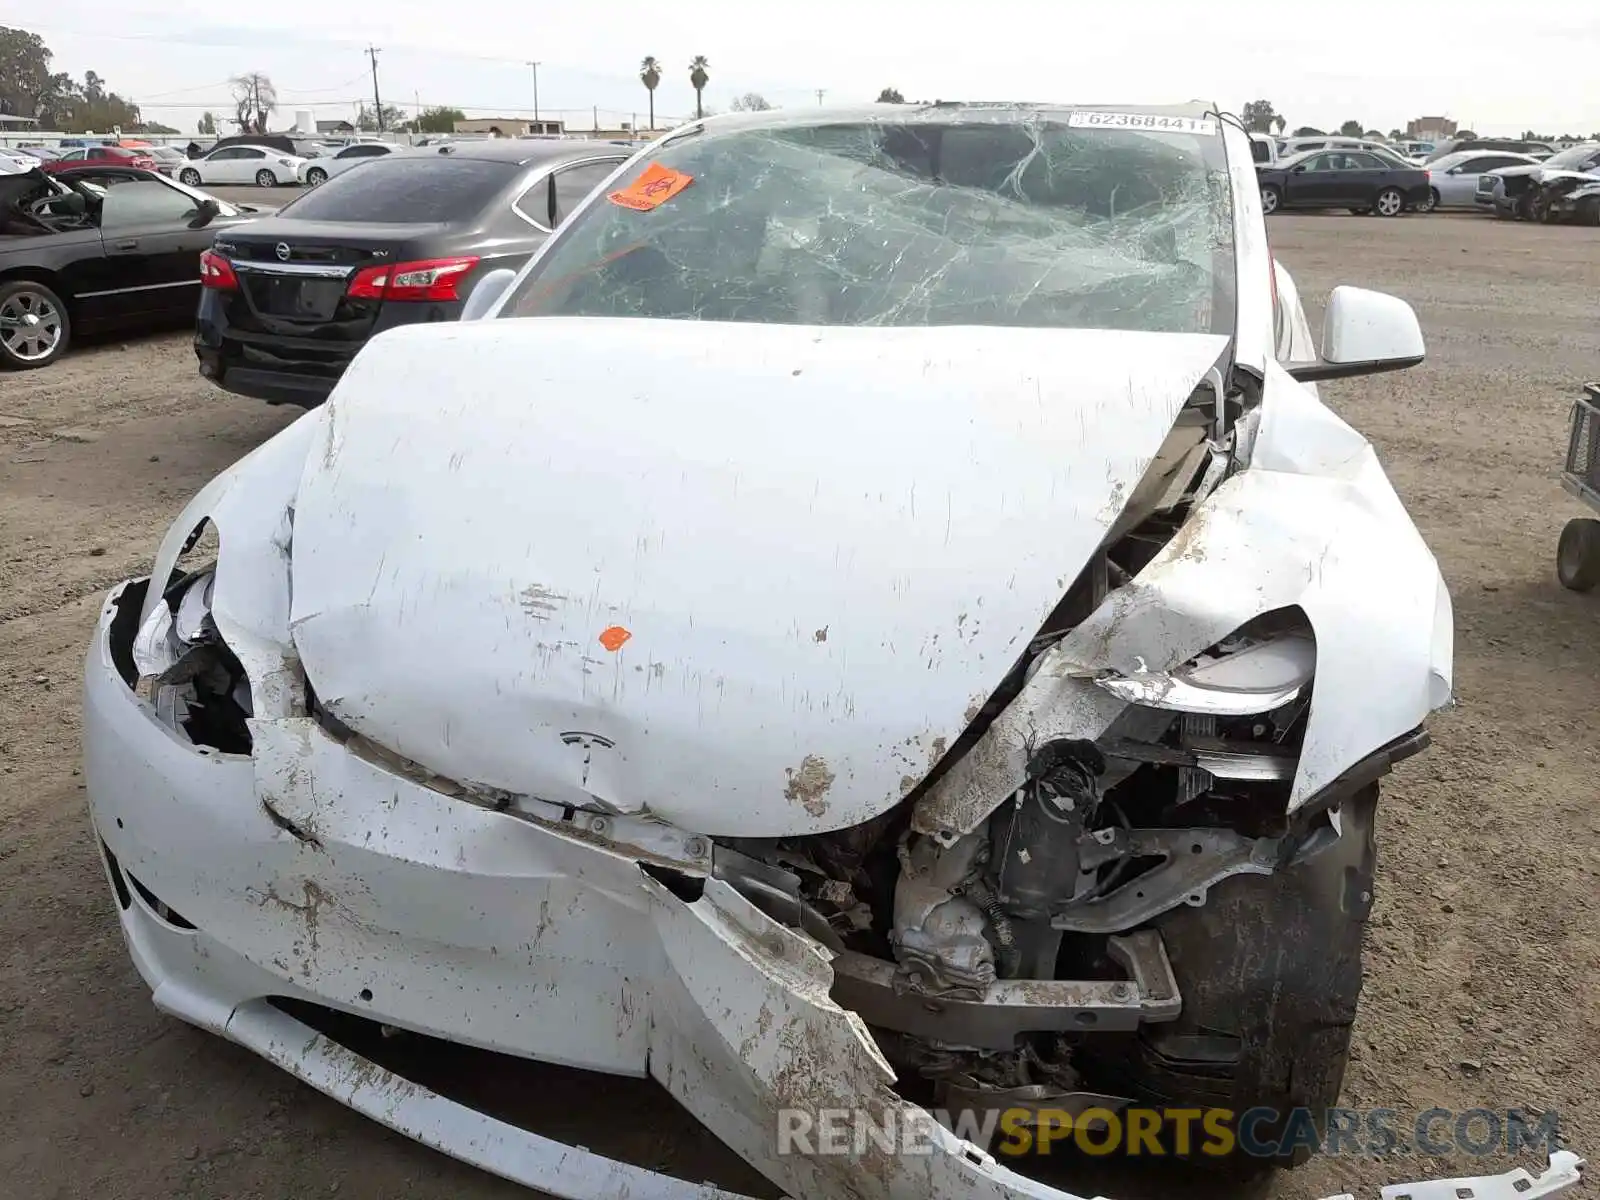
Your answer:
[388,139,635,167]
[212,143,293,154]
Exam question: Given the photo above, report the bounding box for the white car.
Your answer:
[84,103,1586,1200]
[297,140,393,186]
[176,144,305,187]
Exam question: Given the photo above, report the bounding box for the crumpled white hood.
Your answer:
[287,317,1227,836]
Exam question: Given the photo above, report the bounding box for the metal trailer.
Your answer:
[1557,382,1600,591]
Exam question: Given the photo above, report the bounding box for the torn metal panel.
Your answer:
[140,410,326,718]
[915,357,1452,834]
[286,317,1229,836]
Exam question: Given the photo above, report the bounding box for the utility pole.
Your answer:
[526,61,541,127]
[366,45,383,132]
[815,88,827,105]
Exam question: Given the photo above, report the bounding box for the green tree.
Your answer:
[729,92,772,111]
[1387,128,1403,140]
[0,25,51,118]
[1456,129,1476,139]
[414,105,463,134]
[1292,126,1324,137]
[197,111,217,135]
[1337,119,1363,136]
[356,102,406,132]
[689,55,709,119]
[1240,99,1279,133]
[876,87,904,103]
[639,56,661,130]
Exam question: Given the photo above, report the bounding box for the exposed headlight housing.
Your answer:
[131,569,254,751]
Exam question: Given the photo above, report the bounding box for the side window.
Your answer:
[1298,141,1324,152]
[240,148,266,160]
[209,147,240,161]
[552,160,623,224]
[1250,139,1271,163]
[60,149,86,161]
[1347,153,1383,170]
[343,144,388,158]
[99,180,201,229]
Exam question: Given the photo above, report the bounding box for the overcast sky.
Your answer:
[16,5,1600,137]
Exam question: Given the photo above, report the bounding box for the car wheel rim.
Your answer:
[1379,192,1401,215]
[0,292,62,362]
[181,171,199,185]
[257,171,273,186]
[1261,188,1277,213]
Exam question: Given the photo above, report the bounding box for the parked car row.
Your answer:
[0,140,628,379]
[1257,139,1600,224]
[1471,142,1600,225]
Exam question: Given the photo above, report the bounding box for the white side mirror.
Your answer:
[460,268,516,321]
[1286,286,1424,382]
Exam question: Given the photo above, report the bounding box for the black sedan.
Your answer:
[1,165,257,370]
[195,139,633,406]
[1257,150,1430,217]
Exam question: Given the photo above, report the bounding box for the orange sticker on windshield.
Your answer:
[608,163,694,211]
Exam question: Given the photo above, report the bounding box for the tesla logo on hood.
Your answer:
[559,731,616,787]
[275,242,291,262]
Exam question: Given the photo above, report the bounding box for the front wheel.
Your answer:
[1557,518,1600,592]
[179,168,201,186]
[255,168,277,188]
[1580,197,1600,227]
[0,279,72,370]
[1421,187,1440,213]
[1260,185,1282,215]
[1079,784,1377,1172]
[305,167,328,186]
[1374,187,1405,217]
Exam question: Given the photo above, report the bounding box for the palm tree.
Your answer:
[689,56,710,119]
[640,56,661,130]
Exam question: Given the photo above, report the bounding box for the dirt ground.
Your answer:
[1,213,1596,1200]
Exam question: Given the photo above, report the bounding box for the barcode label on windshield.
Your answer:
[1069,112,1219,135]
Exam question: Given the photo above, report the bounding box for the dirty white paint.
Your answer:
[286,317,1228,836]
[86,591,1574,1200]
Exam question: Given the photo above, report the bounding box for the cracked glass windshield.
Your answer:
[503,109,1235,333]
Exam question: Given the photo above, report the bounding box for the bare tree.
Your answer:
[689,55,709,119]
[230,72,276,133]
[639,56,661,130]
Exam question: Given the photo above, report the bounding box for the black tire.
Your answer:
[1581,197,1600,227]
[1374,187,1405,217]
[306,167,328,186]
[1079,785,1378,1174]
[1260,185,1282,216]
[255,168,276,188]
[0,278,71,370]
[179,167,201,186]
[1557,518,1600,592]
[1423,187,1440,212]
[1515,191,1535,220]
[1347,207,1368,215]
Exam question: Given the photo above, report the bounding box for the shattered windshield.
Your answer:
[503,113,1235,334]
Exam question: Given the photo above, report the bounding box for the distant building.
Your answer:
[1406,116,1458,140]
[316,119,357,135]
[453,117,565,137]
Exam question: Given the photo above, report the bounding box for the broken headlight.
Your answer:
[131,569,254,752]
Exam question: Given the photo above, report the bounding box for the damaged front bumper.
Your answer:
[84,580,1584,1200]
